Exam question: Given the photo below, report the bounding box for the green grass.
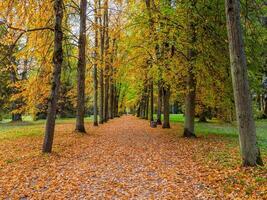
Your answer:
[0,116,93,140]
[166,114,267,150]
[1,114,266,151]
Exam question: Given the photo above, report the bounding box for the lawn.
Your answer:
[0,114,266,151]
[0,116,93,140]
[157,114,267,150]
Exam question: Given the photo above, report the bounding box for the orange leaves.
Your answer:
[0,116,266,198]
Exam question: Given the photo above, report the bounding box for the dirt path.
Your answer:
[0,116,223,199]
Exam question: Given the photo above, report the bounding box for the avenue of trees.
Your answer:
[0,0,266,166]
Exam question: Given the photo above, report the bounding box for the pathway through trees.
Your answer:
[0,116,266,199]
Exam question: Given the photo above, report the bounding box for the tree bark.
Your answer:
[99,1,105,124]
[162,84,170,128]
[113,82,117,117]
[103,0,109,122]
[93,0,98,126]
[114,83,121,117]
[99,69,104,123]
[145,94,149,120]
[75,0,87,133]
[157,81,162,125]
[225,0,263,166]
[109,39,116,119]
[109,80,114,119]
[42,0,63,153]
[115,91,119,117]
[150,80,154,122]
[183,66,196,137]
[264,97,267,118]
[136,104,141,117]
[184,1,197,138]
[198,112,207,122]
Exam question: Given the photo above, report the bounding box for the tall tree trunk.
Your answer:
[184,1,197,138]
[99,1,105,124]
[104,75,109,122]
[183,66,196,137]
[93,0,98,126]
[103,0,109,122]
[150,80,154,122]
[115,92,119,117]
[109,79,114,119]
[11,113,22,121]
[157,81,162,125]
[141,102,145,118]
[145,94,149,120]
[162,84,170,128]
[114,83,120,117]
[173,100,179,114]
[264,97,267,118]
[109,39,116,119]
[140,95,145,119]
[75,0,87,133]
[99,69,104,123]
[225,0,263,166]
[136,104,141,117]
[42,0,63,153]
[113,82,117,117]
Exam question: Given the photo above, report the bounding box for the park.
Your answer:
[0,0,266,199]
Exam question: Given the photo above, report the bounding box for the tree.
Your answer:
[150,80,154,122]
[156,80,162,125]
[183,0,197,138]
[162,84,170,128]
[75,0,87,133]
[99,0,105,124]
[93,0,99,126]
[42,0,64,153]
[225,0,263,166]
[103,0,110,122]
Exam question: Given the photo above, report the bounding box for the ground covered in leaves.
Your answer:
[0,116,266,199]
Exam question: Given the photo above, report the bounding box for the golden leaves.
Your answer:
[0,116,266,199]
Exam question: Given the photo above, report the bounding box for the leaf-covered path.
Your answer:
[0,116,266,199]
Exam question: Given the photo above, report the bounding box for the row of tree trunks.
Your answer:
[95,0,119,123]
[40,0,263,168]
[138,84,148,119]
[41,0,121,154]
[136,80,171,129]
